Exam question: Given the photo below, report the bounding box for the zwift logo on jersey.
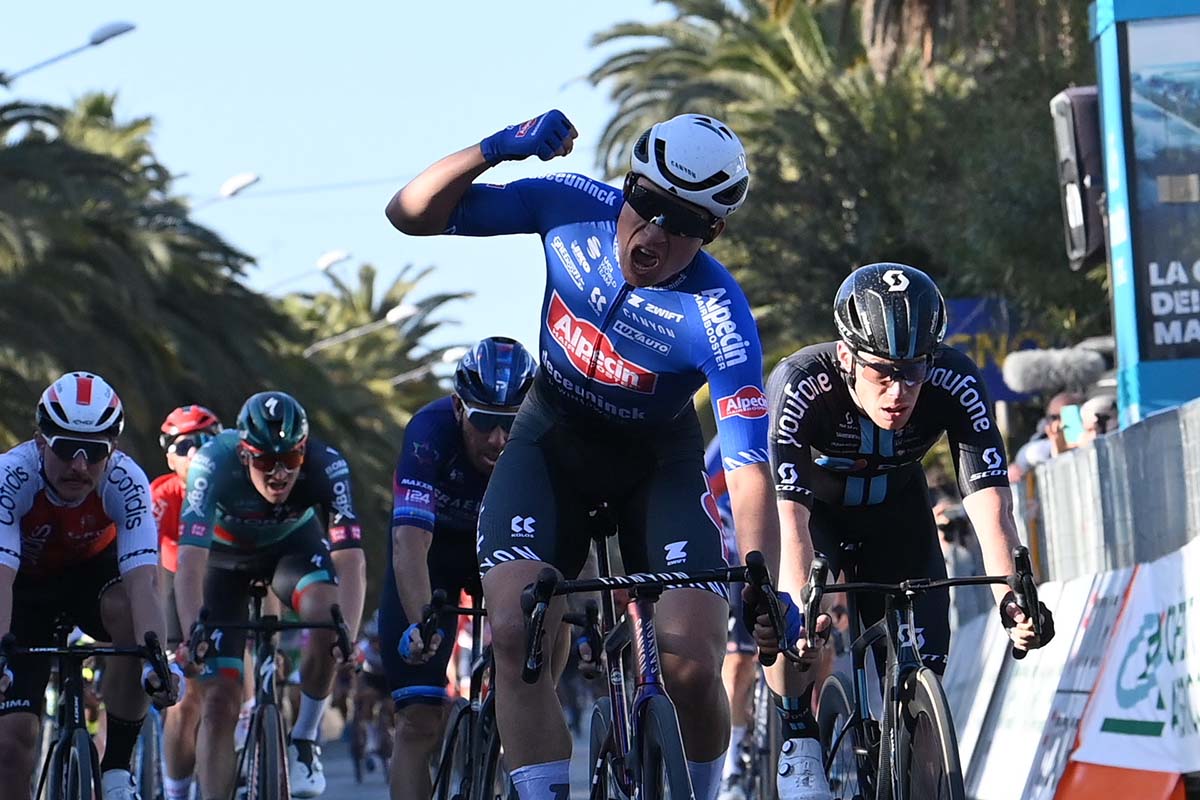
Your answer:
[695,288,750,370]
[547,291,657,394]
[716,385,768,420]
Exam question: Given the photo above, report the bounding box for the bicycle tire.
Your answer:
[589,697,614,799]
[67,729,96,800]
[434,698,471,800]
[471,693,516,800]
[817,672,873,800]
[896,668,965,800]
[134,712,163,800]
[750,674,780,800]
[247,705,288,800]
[638,694,693,800]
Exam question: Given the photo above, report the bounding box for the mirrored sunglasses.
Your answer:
[622,172,717,240]
[852,350,932,388]
[241,444,306,472]
[46,435,113,464]
[463,403,518,433]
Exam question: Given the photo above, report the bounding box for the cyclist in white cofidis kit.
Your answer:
[754,263,1055,799]
[0,372,180,800]
[386,110,782,800]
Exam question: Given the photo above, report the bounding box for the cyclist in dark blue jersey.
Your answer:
[755,264,1054,800]
[387,110,781,800]
[381,337,535,800]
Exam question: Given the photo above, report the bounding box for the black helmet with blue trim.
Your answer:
[833,263,947,360]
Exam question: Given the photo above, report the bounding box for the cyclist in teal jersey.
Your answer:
[174,392,365,800]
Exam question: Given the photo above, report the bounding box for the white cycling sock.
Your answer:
[688,753,727,800]
[722,725,746,778]
[291,691,329,742]
[162,774,193,800]
[510,759,571,800]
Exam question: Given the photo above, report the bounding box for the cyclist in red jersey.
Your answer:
[0,372,181,800]
[151,405,223,800]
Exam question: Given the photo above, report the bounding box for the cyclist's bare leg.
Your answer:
[196,674,243,798]
[482,559,571,770]
[293,583,340,741]
[656,588,730,759]
[723,651,756,728]
[389,701,449,800]
[162,676,202,783]
[98,583,152,778]
[0,714,39,796]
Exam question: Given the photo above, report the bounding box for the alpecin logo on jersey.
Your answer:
[547,291,657,394]
[716,385,768,420]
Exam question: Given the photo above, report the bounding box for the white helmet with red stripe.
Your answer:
[36,371,125,437]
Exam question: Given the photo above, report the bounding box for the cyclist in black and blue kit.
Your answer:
[380,336,536,800]
[756,264,1055,800]
[387,110,781,800]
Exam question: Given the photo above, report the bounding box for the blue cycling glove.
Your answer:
[777,590,804,651]
[479,109,574,165]
[398,623,445,661]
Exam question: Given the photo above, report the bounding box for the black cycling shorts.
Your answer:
[808,478,951,674]
[379,530,480,710]
[476,380,730,599]
[1,548,120,718]
[199,517,339,681]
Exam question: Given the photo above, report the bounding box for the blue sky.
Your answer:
[3,2,666,361]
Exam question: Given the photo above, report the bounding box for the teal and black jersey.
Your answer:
[178,430,360,552]
[766,342,1009,508]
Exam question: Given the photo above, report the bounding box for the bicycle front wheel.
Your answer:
[134,711,163,800]
[817,672,873,800]
[434,698,471,800]
[66,729,97,800]
[638,695,693,800]
[896,668,965,800]
[248,705,289,800]
[750,673,780,800]
[472,693,516,800]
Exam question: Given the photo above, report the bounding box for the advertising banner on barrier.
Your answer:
[1073,536,1200,773]
[968,581,1090,800]
[1021,566,1135,800]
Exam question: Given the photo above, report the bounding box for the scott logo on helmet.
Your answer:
[717,386,768,420]
[884,269,910,292]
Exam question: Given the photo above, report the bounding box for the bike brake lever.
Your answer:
[1009,546,1039,661]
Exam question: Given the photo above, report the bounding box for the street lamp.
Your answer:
[265,249,352,293]
[302,303,418,358]
[193,172,261,210]
[0,22,136,88]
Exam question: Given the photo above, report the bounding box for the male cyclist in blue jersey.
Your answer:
[387,110,782,800]
[381,336,536,800]
[756,264,1055,799]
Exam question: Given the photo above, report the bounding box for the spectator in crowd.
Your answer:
[1009,392,1085,480]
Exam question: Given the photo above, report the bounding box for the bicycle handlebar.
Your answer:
[0,630,174,699]
[188,603,353,665]
[418,590,448,657]
[520,553,779,683]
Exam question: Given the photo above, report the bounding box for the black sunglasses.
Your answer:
[166,432,214,456]
[45,435,113,465]
[622,172,718,240]
[851,350,932,387]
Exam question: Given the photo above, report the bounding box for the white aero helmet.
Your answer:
[630,113,750,218]
[36,371,125,437]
